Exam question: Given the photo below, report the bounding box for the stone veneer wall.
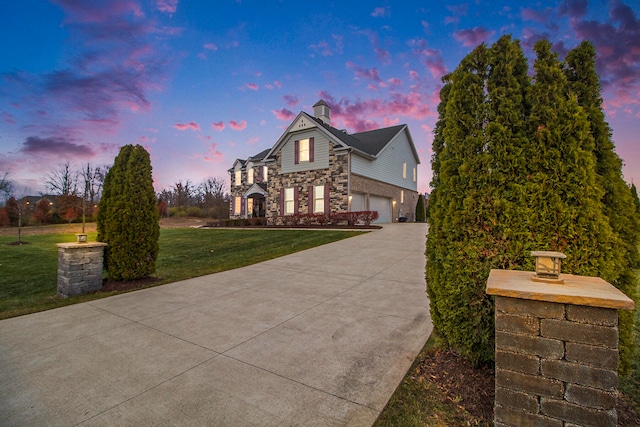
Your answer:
[494,296,620,426]
[56,242,107,297]
[266,143,348,223]
[229,167,267,219]
[350,174,418,221]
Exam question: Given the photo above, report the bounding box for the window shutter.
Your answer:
[308,186,313,214]
[280,188,285,216]
[309,137,314,163]
[257,166,263,182]
[324,183,330,214]
[241,197,245,217]
[294,140,299,164]
[293,186,299,214]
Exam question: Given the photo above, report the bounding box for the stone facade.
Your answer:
[56,242,107,297]
[351,174,419,221]
[494,296,620,427]
[266,142,349,223]
[229,165,267,218]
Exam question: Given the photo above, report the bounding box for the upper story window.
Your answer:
[295,137,314,164]
[413,167,417,182]
[247,168,254,184]
[401,190,404,204]
[263,166,268,181]
[403,162,407,179]
[235,170,241,186]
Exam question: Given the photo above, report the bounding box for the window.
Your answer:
[235,170,241,186]
[247,198,253,216]
[299,139,310,162]
[247,168,254,184]
[401,190,404,204]
[263,166,268,181]
[413,167,417,182]
[294,137,314,164]
[403,162,407,179]
[314,185,324,213]
[234,196,241,215]
[285,188,295,215]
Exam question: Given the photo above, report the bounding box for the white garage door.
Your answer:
[370,195,392,223]
[351,193,365,212]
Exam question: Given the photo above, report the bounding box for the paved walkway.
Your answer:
[0,223,431,426]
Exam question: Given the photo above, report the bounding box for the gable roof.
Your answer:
[250,101,421,164]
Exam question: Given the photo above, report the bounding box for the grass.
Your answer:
[0,228,363,319]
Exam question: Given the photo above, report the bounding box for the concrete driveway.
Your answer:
[0,223,431,426]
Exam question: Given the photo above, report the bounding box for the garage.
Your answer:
[351,192,366,212]
[370,195,392,223]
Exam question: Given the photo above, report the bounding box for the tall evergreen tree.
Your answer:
[527,40,617,280]
[415,194,426,222]
[565,41,639,372]
[98,145,160,281]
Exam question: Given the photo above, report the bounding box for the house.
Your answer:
[228,100,420,223]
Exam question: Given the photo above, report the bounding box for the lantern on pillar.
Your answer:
[531,251,566,284]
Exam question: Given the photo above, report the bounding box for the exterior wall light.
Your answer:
[531,251,566,284]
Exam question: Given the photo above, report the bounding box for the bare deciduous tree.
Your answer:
[46,161,78,196]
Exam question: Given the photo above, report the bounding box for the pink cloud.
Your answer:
[445,4,468,25]
[309,35,343,57]
[521,7,553,24]
[247,136,259,145]
[283,95,299,108]
[453,27,494,47]
[204,43,218,51]
[228,120,247,131]
[211,121,225,131]
[174,121,200,131]
[157,0,178,14]
[274,81,282,89]
[2,111,15,125]
[383,117,400,126]
[203,143,224,163]
[197,53,207,60]
[318,91,436,133]
[388,77,402,86]
[371,7,389,17]
[264,84,274,90]
[19,136,94,158]
[246,83,259,91]
[409,70,419,80]
[272,108,295,121]
[346,62,382,82]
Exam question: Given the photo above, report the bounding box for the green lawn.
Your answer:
[0,228,363,319]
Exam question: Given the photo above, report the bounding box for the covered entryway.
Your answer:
[370,195,392,223]
[244,183,268,217]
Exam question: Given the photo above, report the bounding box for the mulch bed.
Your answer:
[417,348,640,426]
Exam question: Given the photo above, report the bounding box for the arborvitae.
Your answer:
[415,194,426,222]
[97,145,160,281]
[527,40,617,279]
[565,41,639,373]
[426,43,497,365]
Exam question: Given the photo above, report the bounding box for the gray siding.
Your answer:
[281,130,330,173]
[351,130,418,191]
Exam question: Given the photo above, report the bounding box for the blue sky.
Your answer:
[1,0,639,196]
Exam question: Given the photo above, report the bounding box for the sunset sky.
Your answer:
[1,0,639,196]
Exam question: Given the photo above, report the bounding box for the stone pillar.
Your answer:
[56,242,107,297]
[486,269,634,427]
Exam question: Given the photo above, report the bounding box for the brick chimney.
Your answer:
[313,99,331,125]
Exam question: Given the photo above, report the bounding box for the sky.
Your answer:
[1,0,639,197]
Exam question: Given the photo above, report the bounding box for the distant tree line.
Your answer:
[157,177,229,220]
[0,162,109,227]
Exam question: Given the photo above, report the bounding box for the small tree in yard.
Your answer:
[33,199,51,224]
[415,194,426,222]
[98,145,159,281]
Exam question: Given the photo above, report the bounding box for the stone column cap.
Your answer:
[56,242,108,249]
[487,269,634,310]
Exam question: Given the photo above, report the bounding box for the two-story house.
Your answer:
[229,100,420,223]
